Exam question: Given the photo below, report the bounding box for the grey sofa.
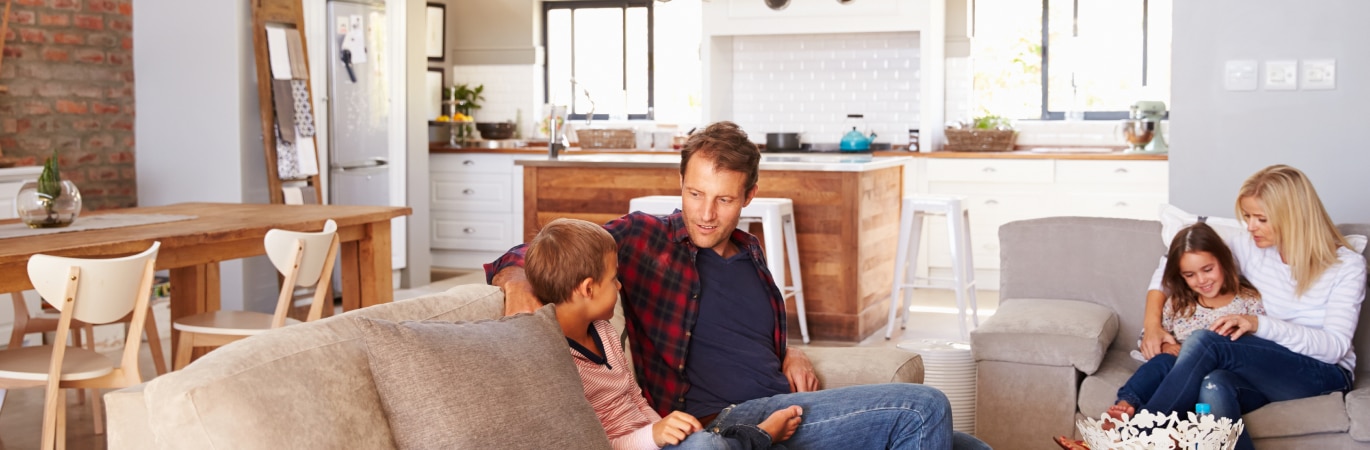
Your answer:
[972,217,1370,450]
[104,284,926,449]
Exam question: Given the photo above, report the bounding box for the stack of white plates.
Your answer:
[897,339,977,434]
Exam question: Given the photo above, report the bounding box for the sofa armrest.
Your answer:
[803,346,924,389]
[970,298,1118,374]
[1349,386,1370,442]
[106,383,156,450]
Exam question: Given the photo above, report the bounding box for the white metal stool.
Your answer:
[885,195,980,340]
[629,195,810,343]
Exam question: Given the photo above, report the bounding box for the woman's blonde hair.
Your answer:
[1235,164,1349,296]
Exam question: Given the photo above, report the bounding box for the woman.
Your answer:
[1135,165,1364,450]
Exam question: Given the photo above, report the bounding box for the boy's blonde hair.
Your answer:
[1235,164,1350,296]
[525,218,617,305]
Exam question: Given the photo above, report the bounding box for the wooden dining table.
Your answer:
[0,202,412,360]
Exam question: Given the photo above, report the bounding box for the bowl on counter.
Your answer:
[476,122,517,140]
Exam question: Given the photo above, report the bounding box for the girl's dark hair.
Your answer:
[1161,222,1260,317]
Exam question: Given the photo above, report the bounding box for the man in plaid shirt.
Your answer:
[488,122,988,449]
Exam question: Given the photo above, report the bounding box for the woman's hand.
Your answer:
[1210,314,1259,340]
[652,411,703,447]
[1140,325,1178,360]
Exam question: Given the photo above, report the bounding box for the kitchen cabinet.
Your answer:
[429,153,530,269]
[905,155,1168,288]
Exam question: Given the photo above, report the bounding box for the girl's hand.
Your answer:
[1160,342,1182,357]
[652,411,703,447]
[1140,326,1178,360]
[1210,314,1259,340]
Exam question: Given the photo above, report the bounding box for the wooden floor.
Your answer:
[0,268,997,449]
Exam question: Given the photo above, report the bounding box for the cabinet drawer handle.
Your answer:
[1114,168,1129,174]
[462,188,475,195]
[984,199,999,205]
[463,227,476,234]
[463,160,475,166]
[1115,201,1129,207]
[982,167,997,173]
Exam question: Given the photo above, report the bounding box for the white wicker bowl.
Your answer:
[1076,409,1244,450]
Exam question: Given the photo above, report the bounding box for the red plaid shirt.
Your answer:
[486,211,789,416]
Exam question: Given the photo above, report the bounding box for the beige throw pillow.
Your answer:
[355,305,610,450]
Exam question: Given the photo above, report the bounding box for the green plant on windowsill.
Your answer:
[970,114,1013,130]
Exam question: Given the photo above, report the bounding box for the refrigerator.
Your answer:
[326,0,405,269]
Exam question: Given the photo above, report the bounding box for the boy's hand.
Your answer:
[652,411,702,447]
[492,267,540,316]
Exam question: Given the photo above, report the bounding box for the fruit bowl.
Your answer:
[476,122,516,140]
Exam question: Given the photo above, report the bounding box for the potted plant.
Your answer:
[15,149,82,228]
[446,83,484,144]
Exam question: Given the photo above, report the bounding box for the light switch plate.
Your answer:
[1302,59,1336,90]
[1223,60,1258,91]
[1265,60,1298,90]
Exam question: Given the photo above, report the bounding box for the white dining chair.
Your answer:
[172,220,339,370]
[0,241,160,450]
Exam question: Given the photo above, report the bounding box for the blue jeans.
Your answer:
[675,383,988,450]
[1116,353,1177,407]
[1141,330,1352,450]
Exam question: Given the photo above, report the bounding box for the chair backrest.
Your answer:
[265,219,337,287]
[26,242,160,326]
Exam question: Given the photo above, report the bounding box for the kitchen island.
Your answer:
[517,153,911,342]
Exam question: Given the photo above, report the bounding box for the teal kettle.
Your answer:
[840,127,876,152]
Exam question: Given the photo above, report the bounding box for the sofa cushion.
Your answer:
[141,284,507,449]
[1077,349,1143,418]
[1245,392,1349,439]
[971,298,1118,374]
[1348,387,1370,442]
[356,305,610,450]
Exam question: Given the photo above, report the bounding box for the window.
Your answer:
[543,1,654,121]
[972,0,1172,120]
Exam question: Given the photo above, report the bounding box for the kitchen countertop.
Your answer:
[873,149,1168,160]
[430,142,676,155]
[516,153,912,172]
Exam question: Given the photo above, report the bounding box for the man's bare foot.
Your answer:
[1101,401,1135,431]
[759,405,803,443]
[1052,435,1090,450]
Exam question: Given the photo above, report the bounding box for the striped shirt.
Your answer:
[1150,230,1366,375]
[570,320,661,450]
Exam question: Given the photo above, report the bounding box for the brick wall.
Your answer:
[0,0,134,210]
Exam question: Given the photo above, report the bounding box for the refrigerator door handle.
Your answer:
[333,157,388,171]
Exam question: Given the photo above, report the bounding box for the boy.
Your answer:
[526,218,803,449]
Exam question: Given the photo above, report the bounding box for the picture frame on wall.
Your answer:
[426,67,445,120]
[426,3,445,62]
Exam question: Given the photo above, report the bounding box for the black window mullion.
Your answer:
[1142,0,1149,86]
[544,0,653,121]
[1040,0,1050,120]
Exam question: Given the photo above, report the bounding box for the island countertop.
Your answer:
[515,153,912,172]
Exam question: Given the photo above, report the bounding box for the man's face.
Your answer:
[680,155,756,257]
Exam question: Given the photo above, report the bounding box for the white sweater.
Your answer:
[1149,230,1366,375]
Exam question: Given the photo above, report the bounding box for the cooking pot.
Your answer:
[765,132,801,152]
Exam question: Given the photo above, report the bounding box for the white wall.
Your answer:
[133,0,274,311]
[729,32,921,146]
[1171,0,1370,223]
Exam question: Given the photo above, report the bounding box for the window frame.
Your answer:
[541,0,656,122]
[1026,0,1163,120]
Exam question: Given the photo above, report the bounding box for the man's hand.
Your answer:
[1140,326,1178,360]
[652,411,702,447]
[1160,342,1181,357]
[782,347,820,393]
[491,267,540,316]
[1211,314,1259,340]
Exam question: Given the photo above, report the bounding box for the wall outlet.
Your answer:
[1301,59,1336,90]
[1264,60,1298,90]
[1223,60,1258,91]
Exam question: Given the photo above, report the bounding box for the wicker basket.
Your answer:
[576,129,636,149]
[944,129,1017,152]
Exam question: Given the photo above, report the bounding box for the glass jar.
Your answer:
[15,179,82,228]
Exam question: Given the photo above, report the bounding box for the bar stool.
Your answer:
[628,195,810,343]
[885,195,980,340]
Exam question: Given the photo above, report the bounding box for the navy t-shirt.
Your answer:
[682,247,790,418]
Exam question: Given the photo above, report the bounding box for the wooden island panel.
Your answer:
[522,163,904,342]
